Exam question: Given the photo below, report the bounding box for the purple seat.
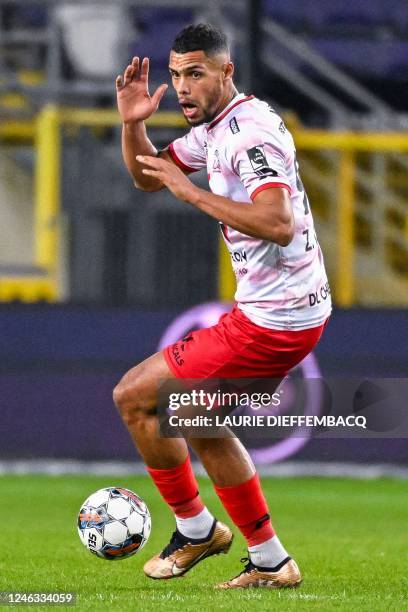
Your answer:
[311,38,408,78]
[391,3,408,32]
[309,0,386,27]
[387,40,408,78]
[263,0,402,30]
[129,22,186,70]
[263,0,307,27]
[2,4,48,28]
[132,7,193,30]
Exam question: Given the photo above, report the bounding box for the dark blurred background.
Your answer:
[0,0,407,468]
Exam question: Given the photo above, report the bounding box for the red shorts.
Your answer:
[163,304,328,380]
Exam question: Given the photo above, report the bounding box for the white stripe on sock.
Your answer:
[175,507,214,540]
[248,535,288,568]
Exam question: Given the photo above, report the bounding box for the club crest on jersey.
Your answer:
[229,117,240,134]
[247,145,278,177]
[212,150,221,172]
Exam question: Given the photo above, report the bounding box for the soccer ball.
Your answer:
[77,487,151,560]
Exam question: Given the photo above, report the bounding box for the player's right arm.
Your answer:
[116,57,172,192]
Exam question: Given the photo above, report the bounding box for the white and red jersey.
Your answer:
[168,93,332,330]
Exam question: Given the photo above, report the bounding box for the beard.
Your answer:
[185,105,219,127]
[184,85,224,126]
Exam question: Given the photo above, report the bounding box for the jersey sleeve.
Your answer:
[229,125,292,200]
[167,127,207,173]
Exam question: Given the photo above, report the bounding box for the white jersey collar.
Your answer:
[207,93,254,131]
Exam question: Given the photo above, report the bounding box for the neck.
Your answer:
[214,85,239,118]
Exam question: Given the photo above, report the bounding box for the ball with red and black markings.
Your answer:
[77,487,151,560]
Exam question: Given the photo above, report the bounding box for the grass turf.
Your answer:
[0,475,407,611]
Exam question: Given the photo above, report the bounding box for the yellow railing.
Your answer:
[0,105,185,302]
[35,105,61,273]
[219,131,408,307]
[1,107,408,305]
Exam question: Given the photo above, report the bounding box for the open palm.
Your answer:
[116,57,168,123]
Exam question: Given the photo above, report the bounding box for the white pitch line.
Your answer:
[0,459,407,479]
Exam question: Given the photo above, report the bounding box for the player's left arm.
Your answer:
[137,154,294,245]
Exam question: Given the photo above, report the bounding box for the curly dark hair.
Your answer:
[172,23,229,56]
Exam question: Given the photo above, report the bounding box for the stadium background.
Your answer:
[1,3,408,609]
[1,1,407,470]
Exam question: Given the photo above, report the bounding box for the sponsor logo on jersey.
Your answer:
[229,250,247,263]
[309,281,331,307]
[229,116,240,134]
[213,150,221,172]
[247,145,278,177]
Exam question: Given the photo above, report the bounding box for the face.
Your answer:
[169,50,234,126]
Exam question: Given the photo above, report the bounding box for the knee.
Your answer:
[113,376,155,428]
[112,382,128,413]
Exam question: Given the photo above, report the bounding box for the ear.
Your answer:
[223,61,234,81]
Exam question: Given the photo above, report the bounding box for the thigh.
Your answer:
[115,351,178,410]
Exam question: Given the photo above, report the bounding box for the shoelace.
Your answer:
[229,556,257,581]
[160,529,190,559]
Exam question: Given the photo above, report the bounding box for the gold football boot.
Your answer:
[144,520,233,579]
[216,556,302,589]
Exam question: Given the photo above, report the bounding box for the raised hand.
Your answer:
[116,57,168,123]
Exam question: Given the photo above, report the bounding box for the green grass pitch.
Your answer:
[1,474,407,610]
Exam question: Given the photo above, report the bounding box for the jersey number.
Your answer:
[302,229,315,252]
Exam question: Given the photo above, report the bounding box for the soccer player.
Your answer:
[114,24,331,588]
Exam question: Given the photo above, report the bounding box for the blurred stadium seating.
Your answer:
[263,0,408,113]
[1,1,407,115]
[0,0,407,309]
[0,0,407,477]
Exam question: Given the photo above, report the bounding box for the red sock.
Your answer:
[147,455,204,518]
[215,473,275,546]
